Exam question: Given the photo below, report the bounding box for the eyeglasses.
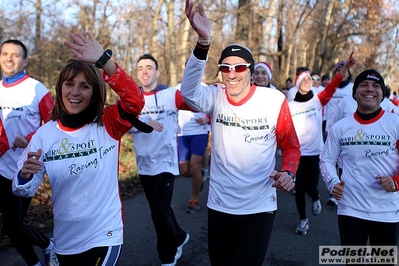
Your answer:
[218,63,251,73]
[312,77,321,81]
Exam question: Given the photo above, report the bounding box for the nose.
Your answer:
[228,68,237,78]
[71,85,81,95]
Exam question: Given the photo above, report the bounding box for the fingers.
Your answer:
[271,172,294,191]
[269,170,279,180]
[332,182,345,200]
[376,175,396,192]
[198,3,205,16]
[87,31,96,41]
[21,149,43,178]
[68,33,84,48]
[147,120,164,132]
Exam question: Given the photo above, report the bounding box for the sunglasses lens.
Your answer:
[219,66,230,73]
[312,77,320,81]
[234,65,249,72]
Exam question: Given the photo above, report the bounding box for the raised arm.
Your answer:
[318,52,357,106]
[185,0,211,43]
[65,32,117,76]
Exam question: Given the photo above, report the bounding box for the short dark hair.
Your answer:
[321,74,330,81]
[1,39,28,59]
[311,72,320,77]
[138,54,158,70]
[296,67,310,76]
[286,78,292,83]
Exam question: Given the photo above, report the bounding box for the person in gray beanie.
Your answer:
[320,67,399,253]
[181,1,301,265]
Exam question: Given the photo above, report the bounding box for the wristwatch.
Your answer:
[95,49,113,68]
[284,171,296,183]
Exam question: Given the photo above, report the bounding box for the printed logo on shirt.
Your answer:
[291,105,317,118]
[44,138,98,162]
[216,113,269,130]
[339,129,392,146]
[141,105,165,115]
[43,138,116,175]
[339,129,394,159]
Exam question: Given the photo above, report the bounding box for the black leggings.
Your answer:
[208,208,276,266]
[295,155,320,219]
[0,176,49,265]
[338,215,399,246]
[56,245,122,266]
[338,215,399,266]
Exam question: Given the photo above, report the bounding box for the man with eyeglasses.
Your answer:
[181,1,301,265]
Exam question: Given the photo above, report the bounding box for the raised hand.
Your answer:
[185,0,211,40]
[65,32,104,63]
[340,51,356,77]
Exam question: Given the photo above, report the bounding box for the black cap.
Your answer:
[352,69,386,102]
[218,44,255,73]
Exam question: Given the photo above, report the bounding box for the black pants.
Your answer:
[295,155,320,219]
[208,208,276,266]
[57,244,122,266]
[139,173,186,264]
[338,215,399,266]
[0,176,49,265]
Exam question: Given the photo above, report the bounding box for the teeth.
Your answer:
[364,95,374,98]
[69,99,81,104]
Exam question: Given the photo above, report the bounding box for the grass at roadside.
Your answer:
[0,133,141,249]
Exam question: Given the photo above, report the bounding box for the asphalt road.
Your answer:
[0,155,341,266]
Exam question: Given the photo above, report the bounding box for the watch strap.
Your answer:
[95,49,113,68]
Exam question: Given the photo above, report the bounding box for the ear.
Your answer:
[23,57,29,68]
[156,69,160,79]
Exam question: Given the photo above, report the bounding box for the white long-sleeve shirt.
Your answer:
[13,65,144,254]
[181,53,300,215]
[320,110,399,222]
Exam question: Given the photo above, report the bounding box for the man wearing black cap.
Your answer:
[181,1,301,265]
[320,69,399,251]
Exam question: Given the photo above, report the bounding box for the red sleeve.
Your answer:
[392,173,399,192]
[275,98,301,174]
[0,119,10,157]
[317,72,343,106]
[102,64,145,139]
[175,90,196,111]
[26,92,55,142]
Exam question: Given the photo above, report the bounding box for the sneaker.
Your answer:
[186,199,200,214]
[43,238,59,266]
[311,199,322,216]
[175,233,190,261]
[327,197,338,206]
[161,260,176,266]
[295,219,309,235]
[201,169,210,182]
